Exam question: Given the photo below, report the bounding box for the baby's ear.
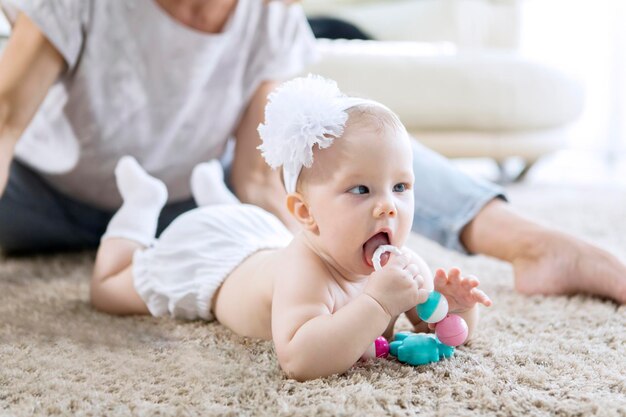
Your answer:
[286,193,317,232]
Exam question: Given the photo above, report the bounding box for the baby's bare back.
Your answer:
[211,248,283,340]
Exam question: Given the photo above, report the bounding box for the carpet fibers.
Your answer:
[1,185,625,416]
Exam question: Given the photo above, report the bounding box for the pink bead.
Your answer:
[435,314,468,347]
[374,336,390,358]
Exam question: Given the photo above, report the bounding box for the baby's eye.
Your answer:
[348,185,370,195]
[393,183,408,192]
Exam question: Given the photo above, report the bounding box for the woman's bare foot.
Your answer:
[462,199,626,304]
[512,229,626,304]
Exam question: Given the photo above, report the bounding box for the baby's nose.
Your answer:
[373,200,396,217]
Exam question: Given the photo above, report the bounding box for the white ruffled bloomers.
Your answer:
[132,204,292,320]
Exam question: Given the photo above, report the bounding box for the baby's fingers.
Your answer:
[405,263,420,278]
[461,275,480,290]
[471,288,493,307]
[448,268,462,286]
[389,254,410,269]
[416,288,429,304]
[434,268,448,288]
[415,274,424,288]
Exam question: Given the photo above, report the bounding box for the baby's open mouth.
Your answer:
[363,232,391,268]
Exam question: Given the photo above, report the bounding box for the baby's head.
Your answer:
[258,75,414,276]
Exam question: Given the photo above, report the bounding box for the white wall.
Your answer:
[0,12,9,36]
[521,0,626,155]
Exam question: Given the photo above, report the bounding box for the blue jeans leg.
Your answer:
[0,160,195,254]
[410,139,506,253]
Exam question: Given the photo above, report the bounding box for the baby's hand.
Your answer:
[364,254,430,318]
[433,268,492,314]
[401,247,434,292]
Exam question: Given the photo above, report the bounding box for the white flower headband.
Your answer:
[257,74,391,193]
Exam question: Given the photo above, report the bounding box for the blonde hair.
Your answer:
[346,103,407,136]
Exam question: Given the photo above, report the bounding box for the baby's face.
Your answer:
[301,116,415,277]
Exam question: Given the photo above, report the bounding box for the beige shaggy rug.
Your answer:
[1,184,625,417]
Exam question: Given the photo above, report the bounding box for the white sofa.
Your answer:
[0,12,8,37]
[303,0,584,179]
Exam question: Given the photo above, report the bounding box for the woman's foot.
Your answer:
[512,229,626,304]
[462,199,626,304]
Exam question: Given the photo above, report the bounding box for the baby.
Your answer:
[90,75,492,381]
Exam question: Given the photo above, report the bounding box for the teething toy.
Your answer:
[361,336,390,360]
[370,245,470,365]
[435,314,469,347]
[416,290,449,323]
[416,290,468,347]
[371,245,469,347]
[372,245,402,272]
[389,331,454,366]
[391,288,469,364]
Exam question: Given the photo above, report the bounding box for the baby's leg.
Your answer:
[190,160,239,206]
[90,156,167,315]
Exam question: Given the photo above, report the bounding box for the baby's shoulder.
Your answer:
[272,244,336,303]
[275,244,332,283]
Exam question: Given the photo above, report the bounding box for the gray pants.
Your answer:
[0,161,195,253]
[0,141,504,254]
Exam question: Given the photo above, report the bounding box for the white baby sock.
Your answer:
[102,156,168,246]
[190,160,239,207]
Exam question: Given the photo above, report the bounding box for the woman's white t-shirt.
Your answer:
[0,0,317,209]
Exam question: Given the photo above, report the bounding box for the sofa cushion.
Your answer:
[306,39,584,132]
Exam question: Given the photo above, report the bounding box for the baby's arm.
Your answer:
[272,277,390,381]
[272,254,428,381]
